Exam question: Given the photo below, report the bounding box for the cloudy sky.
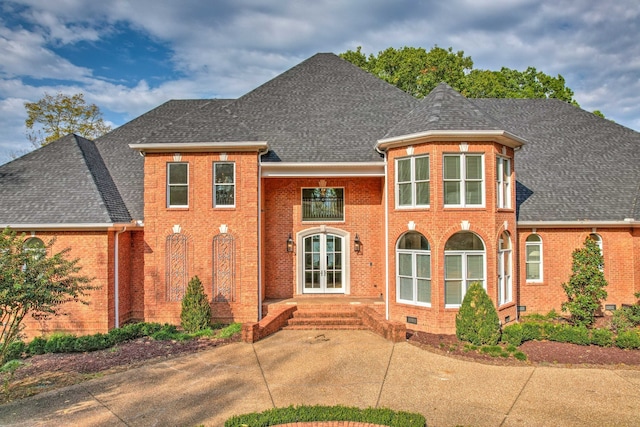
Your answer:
[1,0,639,162]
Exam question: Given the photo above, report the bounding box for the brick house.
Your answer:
[1,53,639,338]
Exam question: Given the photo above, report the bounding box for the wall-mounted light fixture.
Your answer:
[286,233,294,253]
[354,233,362,253]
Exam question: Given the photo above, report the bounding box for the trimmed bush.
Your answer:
[590,328,613,347]
[73,333,115,352]
[612,305,640,332]
[2,341,25,363]
[615,330,640,350]
[44,333,76,353]
[181,276,212,334]
[522,322,543,342]
[501,323,523,346]
[27,337,47,355]
[455,282,500,346]
[548,324,590,345]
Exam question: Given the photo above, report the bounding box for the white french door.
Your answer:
[303,233,344,293]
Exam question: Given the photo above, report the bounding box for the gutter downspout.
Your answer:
[257,147,269,320]
[114,226,127,328]
[375,145,390,320]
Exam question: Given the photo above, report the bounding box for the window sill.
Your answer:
[395,206,430,211]
[525,280,546,285]
[395,300,432,308]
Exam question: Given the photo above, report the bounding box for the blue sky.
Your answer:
[1,0,639,162]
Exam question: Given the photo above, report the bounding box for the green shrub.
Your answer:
[547,324,590,345]
[44,333,76,353]
[73,333,115,352]
[151,324,189,341]
[224,405,426,427]
[180,276,212,334]
[561,237,608,327]
[217,323,242,339]
[513,351,527,361]
[522,322,542,341]
[501,323,523,346]
[590,328,613,347]
[615,330,640,349]
[455,282,500,346]
[108,324,141,343]
[27,337,47,355]
[2,341,25,363]
[612,305,640,332]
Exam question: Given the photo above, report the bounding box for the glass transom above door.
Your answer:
[303,234,344,293]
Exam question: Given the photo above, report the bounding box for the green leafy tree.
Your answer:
[25,92,112,147]
[0,228,94,363]
[561,237,608,327]
[180,276,211,333]
[340,46,580,106]
[455,282,501,346]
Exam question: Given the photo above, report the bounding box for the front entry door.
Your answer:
[303,233,344,293]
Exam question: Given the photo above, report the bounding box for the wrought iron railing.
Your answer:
[302,197,344,221]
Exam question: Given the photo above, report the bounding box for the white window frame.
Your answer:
[396,233,431,307]
[444,233,486,308]
[167,163,189,208]
[589,233,604,271]
[498,232,512,305]
[525,234,543,283]
[395,155,430,208]
[443,153,485,208]
[496,156,511,209]
[213,162,236,208]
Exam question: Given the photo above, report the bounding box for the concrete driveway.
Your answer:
[1,330,639,426]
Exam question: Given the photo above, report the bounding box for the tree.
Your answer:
[0,227,94,362]
[561,237,608,327]
[455,282,501,346]
[180,276,211,333]
[340,46,579,105]
[24,92,112,147]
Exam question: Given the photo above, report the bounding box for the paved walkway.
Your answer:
[1,330,639,426]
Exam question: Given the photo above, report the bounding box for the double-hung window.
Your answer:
[396,232,431,306]
[525,234,543,282]
[444,232,485,307]
[167,163,188,208]
[496,157,511,209]
[498,231,512,305]
[443,154,484,207]
[396,155,429,208]
[214,162,235,207]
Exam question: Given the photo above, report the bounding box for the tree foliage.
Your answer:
[180,276,211,333]
[0,228,94,363]
[561,237,608,327]
[455,282,501,346]
[24,92,112,147]
[340,46,579,105]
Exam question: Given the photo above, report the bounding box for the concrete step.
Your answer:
[287,316,363,327]
[283,324,369,331]
[292,310,359,319]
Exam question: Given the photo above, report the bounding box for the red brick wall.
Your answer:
[386,142,518,334]
[518,227,639,314]
[142,152,260,325]
[262,177,385,299]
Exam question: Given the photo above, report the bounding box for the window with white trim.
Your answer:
[24,237,46,260]
[496,157,511,209]
[444,232,485,307]
[396,232,431,306]
[525,234,543,282]
[443,154,484,207]
[498,231,512,305]
[214,162,235,207]
[167,163,188,208]
[396,155,429,208]
[589,233,604,270]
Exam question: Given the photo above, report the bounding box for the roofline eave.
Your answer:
[129,141,269,153]
[517,219,639,229]
[261,162,385,177]
[376,130,526,151]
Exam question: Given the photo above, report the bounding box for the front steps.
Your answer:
[283,306,368,331]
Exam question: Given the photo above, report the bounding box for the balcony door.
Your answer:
[302,233,344,294]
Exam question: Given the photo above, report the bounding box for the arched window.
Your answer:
[525,234,543,282]
[24,237,46,259]
[444,232,485,307]
[589,233,603,253]
[396,232,431,306]
[498,232,512,305]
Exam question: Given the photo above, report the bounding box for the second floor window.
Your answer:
[443,153,484,207]
[396,155,429,208]
[214,162,235,207]
[167,163,188,208]
[302,188,344,221]
[496,157,511,209]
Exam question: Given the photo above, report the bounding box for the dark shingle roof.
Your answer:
[384,83,511,138]
[473,98,640,222]
[0,134,128,224]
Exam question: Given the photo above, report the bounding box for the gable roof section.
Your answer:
[378,83,526,149]
[0,134,129,225]
[473,98,640,222]
[230,53,420,162]
[95,100,218,220]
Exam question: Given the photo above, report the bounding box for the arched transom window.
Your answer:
[396,232,431,306]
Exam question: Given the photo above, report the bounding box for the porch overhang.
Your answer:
[261,162,385,177]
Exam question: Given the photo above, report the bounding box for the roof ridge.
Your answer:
[74,135,131,223]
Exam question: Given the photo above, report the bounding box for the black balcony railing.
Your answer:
[302,197,344,221]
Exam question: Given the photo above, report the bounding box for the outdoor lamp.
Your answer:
[354,233,362,253]
[286,233,294,252]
